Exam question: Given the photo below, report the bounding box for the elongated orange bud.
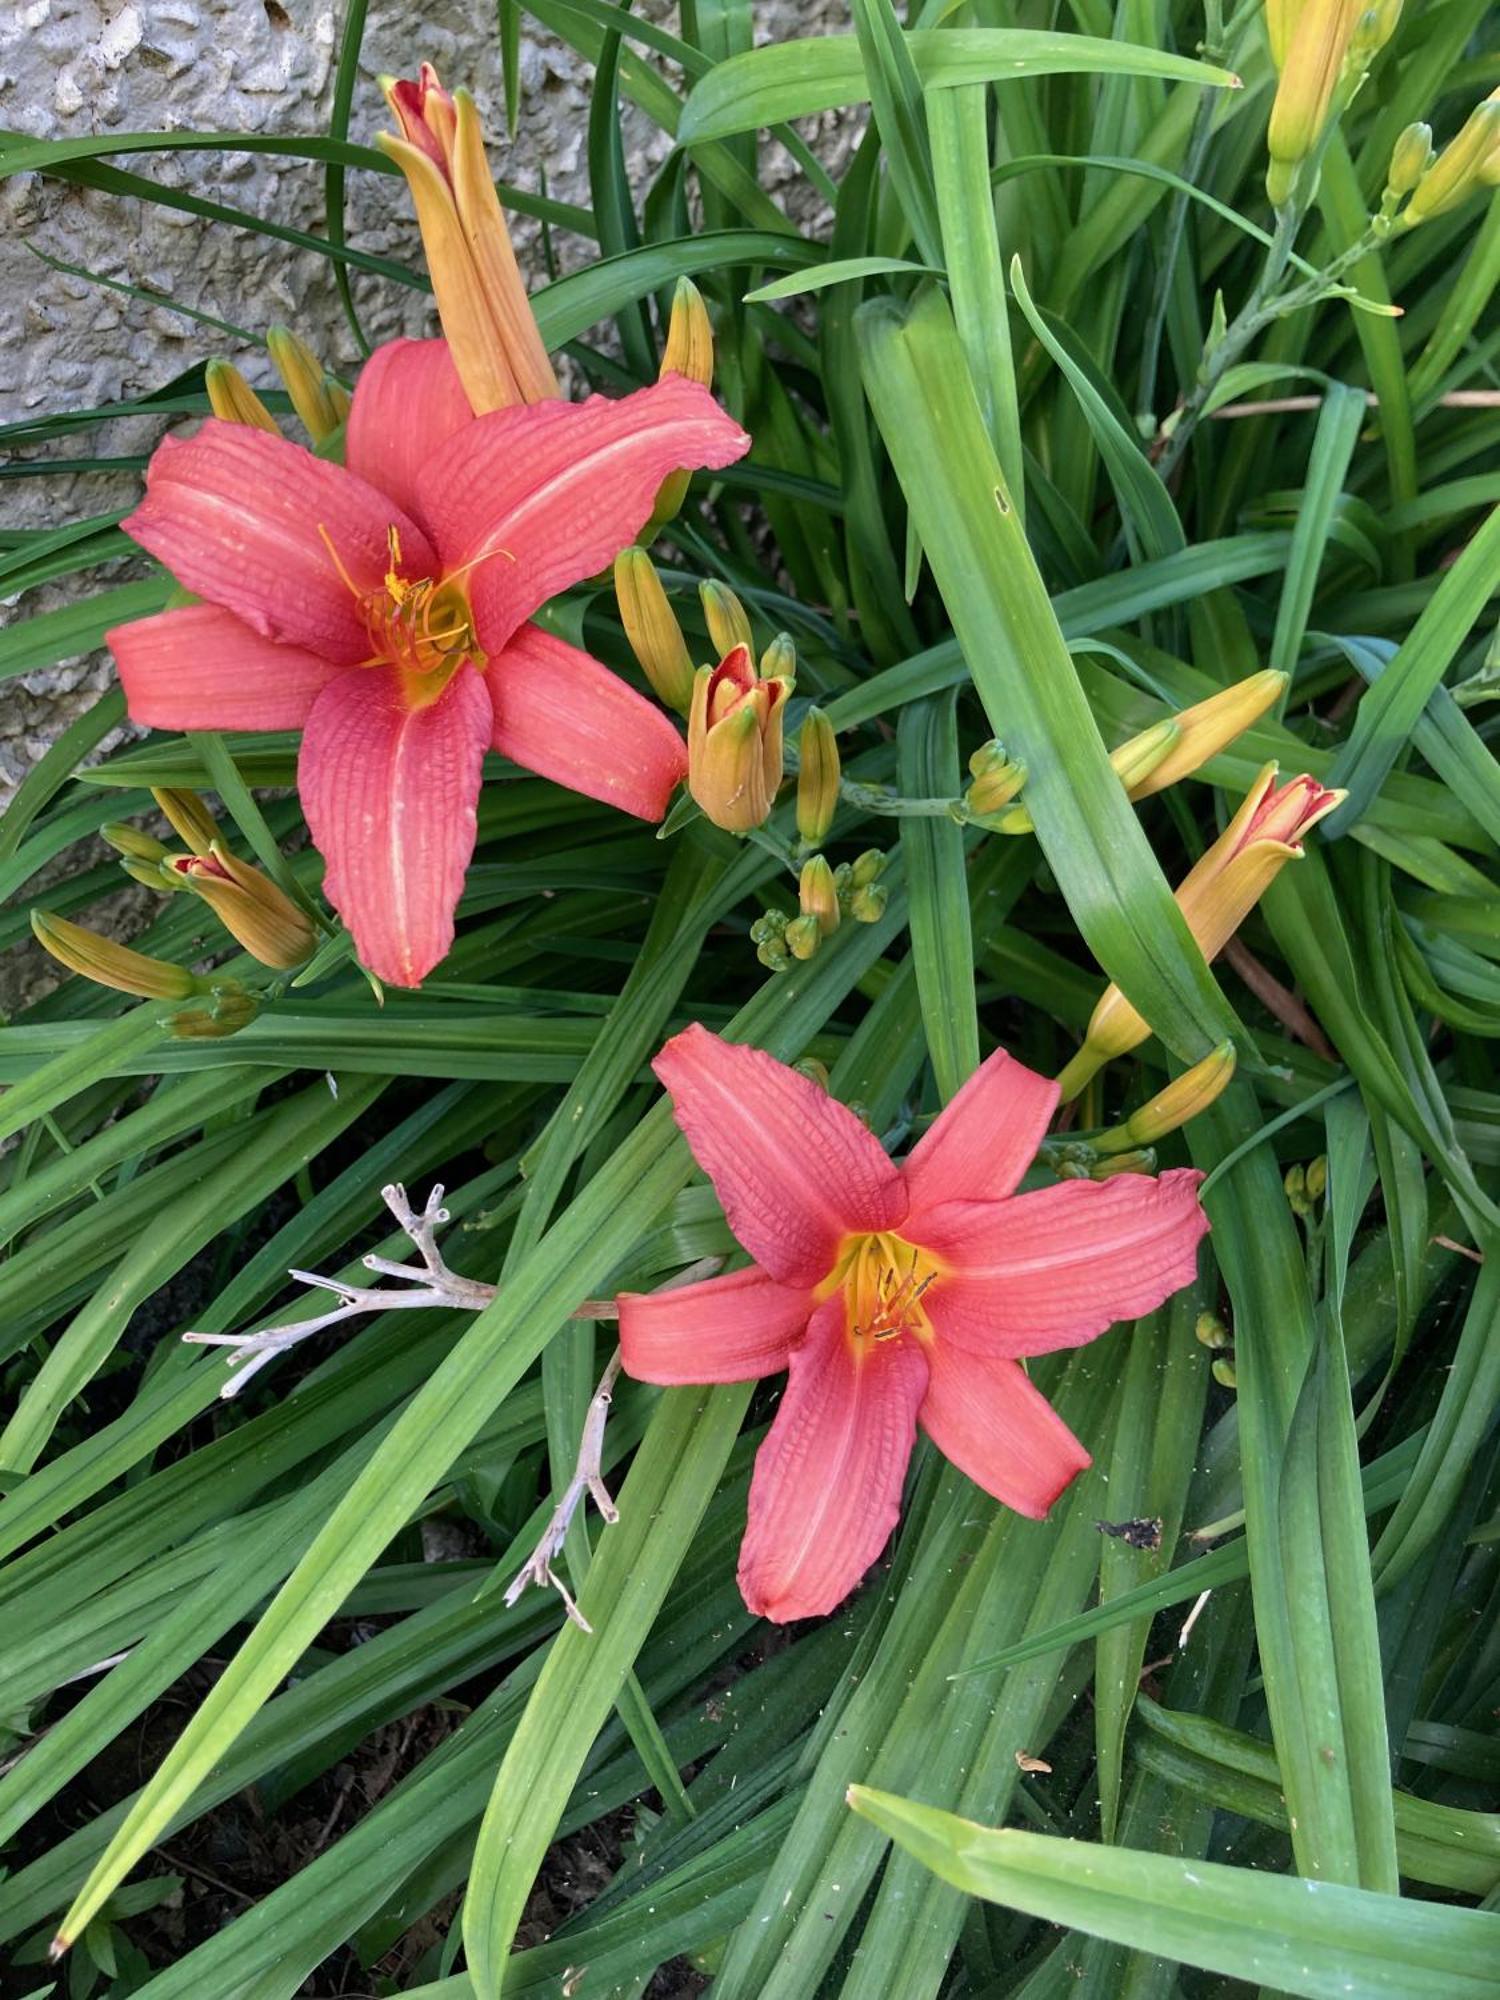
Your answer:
[205,359,280,434]
[169,843,316,969]
[151,787,219,856]
[615,548,695,713]
[1265,0,1363,206]
[1095,1042,1237,1152]
[267,325,347,444]
[796,709,840,847]
[32,911,199,1001]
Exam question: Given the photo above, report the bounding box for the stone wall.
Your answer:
[0,0,852,810]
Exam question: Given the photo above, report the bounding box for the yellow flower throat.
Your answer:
[819,1231,945,1347]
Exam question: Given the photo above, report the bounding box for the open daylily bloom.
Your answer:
[109,348,750,985]
[618,1026,1209,1623]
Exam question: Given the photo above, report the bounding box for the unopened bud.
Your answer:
[171,986,261,1039]
[796,709,840,847]
[205,359,281,435]
[1384,121,1433,199]
[614,548,694,713]
[848,881,888,924]
[1098,1041,1237,1152]
[1110,718,1181,794]
[799,854,841,936]
[169,843,316,969]
[661,276,714,387]
[1284,1162,1311,1214]
[1089,1148,1156,1180]
[793,1055,831,1089]
[1305,1154,1328,1201]
[151,787,219,856]
[1211,1356,1238,1390]
[102,822,170,863]
[267,325,347,445]
[760,633,796,683]
[1265,0,1365,207]
[1195,1310,1230,1350]
[32,911,199,1002]
[700,580,754,659]
[687,645,791,833]
[121,856,179,891]
[1128,672,1289,800]
[784,913,822,960]
[848,849,885,891]
[757,936,792,973]
[1403,92,1500,227]
[964,740,1027,820]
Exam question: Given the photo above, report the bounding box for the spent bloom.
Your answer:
[109,349,749,986]
[619,1026,1209,1622]
[1060,763,1345,1098]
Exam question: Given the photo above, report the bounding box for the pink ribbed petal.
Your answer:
[920,1169,1209,1357]
[486,623,686,822]
[418,378,751,656]
[109,603,340,729]
[345,338,474,540]
[919,1339,1090,1518]
[901,1046,1058,1217]
[653,1024,908,1287]
[738,1298,927,1623]
[123,420,437,666]
[298,662,491,988]
[618,1266,813,1385]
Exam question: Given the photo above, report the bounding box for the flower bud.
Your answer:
[1195,1310,1230,1350]
[1096,1041,1237,1152]
[1110,718,1182,795]
[687,644,792,833]
[649,277,717,528]
[1402,91,1500,227]
[1211,1356,1238,1390]
[1305,1154,1328,1201]
[848,881,888,924]
[848,848,886,891]
[169,843,317,969]
[205,359,280,435]
[1265,0,1365,208]
[759,634,796,683]
[267,325,348,445]
[1088,1148,1156,1180]
[101,822,170,863]
[964,741,1027,820]
[32,911,199,1002]
[121,856,180,891]
[784,913,823,960]
[379,64,557,413]
[699,580,754,660]
[171,987,261,1039]
[1057,764,1345,1099]
[614,548,694,713]
[1284,1162,1311,1214]
[796,709,841,847]
[799,854,841,937]
[1384,122,1433,201]
[151,787,219,856]
[1127,671,1290,800]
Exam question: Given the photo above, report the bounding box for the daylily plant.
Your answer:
[619,1025,1209,1622]
[109,352,749,985]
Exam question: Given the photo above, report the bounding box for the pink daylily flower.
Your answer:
[109,342,750,985]
[619,1026,1210,1623]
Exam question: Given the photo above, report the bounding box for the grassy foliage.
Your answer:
[2,3,1499,1994]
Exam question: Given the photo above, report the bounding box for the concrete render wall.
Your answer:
[0,0,853,812]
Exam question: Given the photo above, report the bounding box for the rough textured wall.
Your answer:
[0,0,853,813]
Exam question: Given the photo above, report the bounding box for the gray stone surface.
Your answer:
[1,0,853,818]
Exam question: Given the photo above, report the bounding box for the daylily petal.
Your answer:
[124,419,437,666]
[618,1265,813,1385]
[418,377,751,656]
[901,1046,1059,1217]
[345,338,474,539]
[653,1024,908,1286]
[738,1297,928,1622]
[919,1342,1090,1518]
[920,1169,1208,1356]
[486,623,687,822]
[298,662,491,987]
[109,603,341,729]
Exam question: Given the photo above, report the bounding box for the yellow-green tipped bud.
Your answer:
[848,849,885,891]
[760,633,796,683]
[1089,1148,1155,1180]
[171,987,261,1039]
[101,822,170,863]
[686,645,791,833]
[1211,1356,1238,1390]
[1385,119,1433,200]
[614,548,695,713]
[964,741,1027,820]
[121,856,179,891]
[1099,1041,1237,1152]
[784,913,823,960]
[1265,0,1365,207]
[1284,1162,1311,1214]
[799,854,841,937]
[1349,0,1402,65]
[32,911,199,1001]
[1110,717,1181,794]
[151,787,219,856]
[1126,671,1288,800]
[793,1055,831,1090]
[1195,1310,1230,1350]
[267,325,347,444]
[205,358,281,435]
[1305,1154,1328,1201]
[700,580,754,659]
[168,843,316,969]
[661,276,714,388]
[848,881,888,924]
[1402,92,1500,226]
[796,709,841,847]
